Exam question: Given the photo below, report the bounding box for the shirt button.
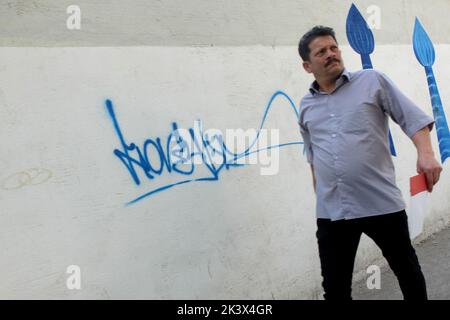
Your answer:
[330,114,335,117]
[334,155,338,160]
[332,133,337,138]
[338,178,343,182]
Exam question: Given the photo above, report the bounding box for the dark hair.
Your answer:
[298,26,337,61]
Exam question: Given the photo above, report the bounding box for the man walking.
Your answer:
[297,26,443,300]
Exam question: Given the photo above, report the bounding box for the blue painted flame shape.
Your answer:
[413,18,450,163]
[346,3,397,156]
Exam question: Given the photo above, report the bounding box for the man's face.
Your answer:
[302,35,344,79]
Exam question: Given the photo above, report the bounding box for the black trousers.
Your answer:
[316,210,427,300]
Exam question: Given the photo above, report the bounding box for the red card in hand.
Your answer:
[408,172,430,240]
[410,172,428,196]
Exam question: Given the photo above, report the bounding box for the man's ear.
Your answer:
[302,61,312,74]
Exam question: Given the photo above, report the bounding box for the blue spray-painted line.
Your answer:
[229,91,300,160]
[236,142,304,159]
[126,179,194,205]
[125,141,304,205]
[106,91,304,205]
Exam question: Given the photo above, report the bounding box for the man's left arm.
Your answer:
[376,70,443,192]
[411,126,443,192]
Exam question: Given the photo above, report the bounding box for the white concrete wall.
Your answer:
[0,0,449,299]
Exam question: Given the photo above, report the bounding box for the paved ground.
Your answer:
[352,225,450,300]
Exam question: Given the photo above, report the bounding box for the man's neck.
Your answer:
[317,79,336,93]
[316,70,344,93]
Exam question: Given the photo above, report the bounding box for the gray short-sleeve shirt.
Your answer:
[298,69,434,221]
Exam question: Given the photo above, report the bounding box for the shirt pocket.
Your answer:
[340,105,375,134]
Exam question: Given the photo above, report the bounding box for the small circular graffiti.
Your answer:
[2,168,52,190]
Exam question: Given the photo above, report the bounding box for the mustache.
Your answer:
[325,58,340,67]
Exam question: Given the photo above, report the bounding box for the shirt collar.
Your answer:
[309,69,351,95]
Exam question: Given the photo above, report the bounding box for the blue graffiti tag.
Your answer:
[105,91,304,205]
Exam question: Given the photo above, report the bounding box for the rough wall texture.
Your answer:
[0,1,449,299]
[1,0,450,46]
